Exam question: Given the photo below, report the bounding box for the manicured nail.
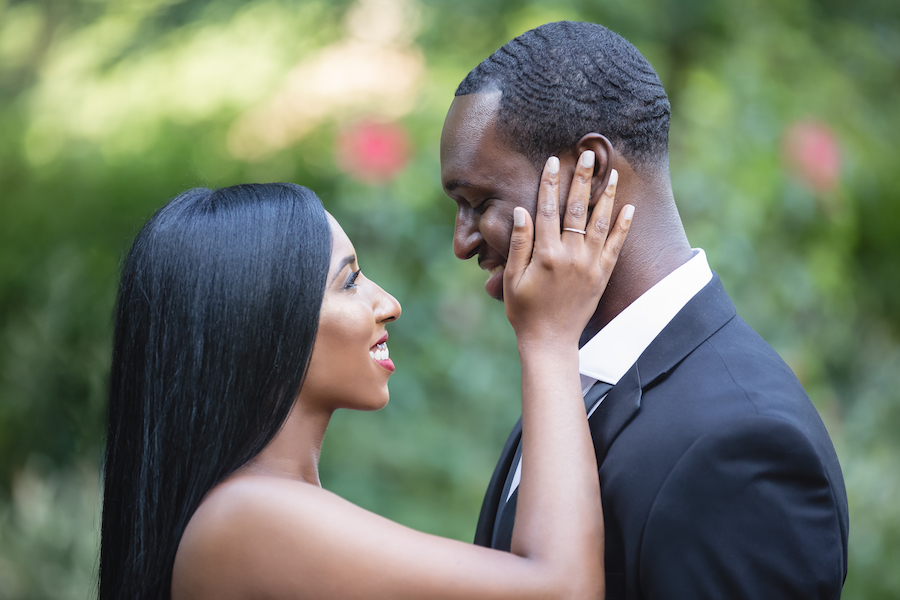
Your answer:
[581,150,595,168]
[623,204,634,220]
[547,156,559,175]
[609,169,619,187]
[514,206,526,227]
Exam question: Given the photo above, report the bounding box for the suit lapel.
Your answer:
[588,274,737,464]
[492,488,517,551]
[634,274,736,387]
[473,418,522,547]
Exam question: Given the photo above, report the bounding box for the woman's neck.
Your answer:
[238,403,333,486]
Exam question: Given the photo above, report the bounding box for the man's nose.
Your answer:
[453,211,481,260]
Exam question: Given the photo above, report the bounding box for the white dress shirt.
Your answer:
[506,249,713,500]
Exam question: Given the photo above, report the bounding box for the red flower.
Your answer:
[336,120,411,183]
[782,120,841,193]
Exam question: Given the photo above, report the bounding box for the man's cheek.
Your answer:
[523,182,542,224]
[483,212,514,256]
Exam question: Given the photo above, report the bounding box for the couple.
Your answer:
[100,21,849,599]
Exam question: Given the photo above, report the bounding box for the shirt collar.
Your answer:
[578,249,712,394]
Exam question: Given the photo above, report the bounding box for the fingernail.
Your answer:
[623,204,634,220]
[547,156,559,175]
[581,150,595,168]
[609,169,619,187]
[514,206,526,227]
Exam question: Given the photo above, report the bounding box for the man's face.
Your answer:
[440,93,541,300]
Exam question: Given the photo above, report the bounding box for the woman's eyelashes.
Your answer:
[344,269,362,289]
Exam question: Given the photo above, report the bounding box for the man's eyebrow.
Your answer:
[444,179,474,192]
[328,254,356,285]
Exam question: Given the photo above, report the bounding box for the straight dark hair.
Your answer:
[100,183,332,599]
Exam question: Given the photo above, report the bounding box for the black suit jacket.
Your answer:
[474,275,849,599]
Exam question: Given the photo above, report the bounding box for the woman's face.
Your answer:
[300,213,402,412]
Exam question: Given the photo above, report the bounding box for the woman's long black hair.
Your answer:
[99,183,332,599]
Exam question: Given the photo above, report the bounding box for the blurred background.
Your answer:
[1,0,898,597]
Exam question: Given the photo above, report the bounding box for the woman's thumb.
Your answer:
[504,207,534,291]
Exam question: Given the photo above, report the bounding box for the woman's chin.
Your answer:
[365,394,390,411]
[342,392,389,412]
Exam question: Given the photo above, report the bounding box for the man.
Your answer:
[440,21,848,599]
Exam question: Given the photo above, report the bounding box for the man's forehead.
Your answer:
[441,92,502,149]
[449,91,500,128]
[440,92,506,189]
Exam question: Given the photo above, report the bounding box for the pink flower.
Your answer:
[782,120,841,193]
[336,120,411,183]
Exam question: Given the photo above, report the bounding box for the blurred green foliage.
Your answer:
[1,0,898,597]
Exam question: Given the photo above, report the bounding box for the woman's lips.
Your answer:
[369,340,395,372]
[485,264,505,300]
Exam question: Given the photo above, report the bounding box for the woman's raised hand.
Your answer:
[504,151,633,348]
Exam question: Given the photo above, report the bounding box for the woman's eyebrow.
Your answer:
[328,254,357,285]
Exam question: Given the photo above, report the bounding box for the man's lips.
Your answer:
[480,261,506,301]
[477,250,508,300]
[486,264,504,278]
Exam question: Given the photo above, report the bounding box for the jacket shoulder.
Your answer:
[637,415,848,599]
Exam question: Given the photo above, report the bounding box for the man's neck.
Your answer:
[581,183,693,341]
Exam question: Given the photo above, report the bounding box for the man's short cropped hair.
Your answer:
[456,21,671,172]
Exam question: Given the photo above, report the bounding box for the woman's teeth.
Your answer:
[488,265,504,278]
[370,342,389,361]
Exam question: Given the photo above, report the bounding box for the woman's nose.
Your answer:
[375,285,401,323]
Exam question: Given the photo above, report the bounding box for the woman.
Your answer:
[100,152,632,599]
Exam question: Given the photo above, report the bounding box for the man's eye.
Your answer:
[473,200,492,214]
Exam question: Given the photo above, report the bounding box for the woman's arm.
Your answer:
[172,153,632,600]
[504,153,629,597]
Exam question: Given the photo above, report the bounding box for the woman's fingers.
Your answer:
[561,151,595,239]
[584,168,632,283]
[503,154,634,343]
[504,206,534,292]
[507,154,631,287]
[598,202,634,276]
[533,156,561,251]
[505,156,558,295]
[585,169,618,248]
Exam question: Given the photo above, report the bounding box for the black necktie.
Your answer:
[491,379,614,548]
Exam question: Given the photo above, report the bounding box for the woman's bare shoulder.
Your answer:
[172,473,550,600]
[194,473,340,521]
[172,474,350,599]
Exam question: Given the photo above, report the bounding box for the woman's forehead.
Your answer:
[325,212,356,263]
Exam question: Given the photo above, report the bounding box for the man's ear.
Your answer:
[575,134,614,208]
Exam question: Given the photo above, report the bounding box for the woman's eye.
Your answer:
[345,269,361,289]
